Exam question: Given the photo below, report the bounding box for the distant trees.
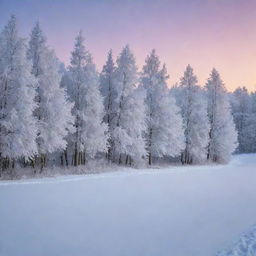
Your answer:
[231,87,256,153]
[2,15,252,175]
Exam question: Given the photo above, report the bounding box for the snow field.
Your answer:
[0,154,256,256]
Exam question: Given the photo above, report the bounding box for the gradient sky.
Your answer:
[0,0,255,91]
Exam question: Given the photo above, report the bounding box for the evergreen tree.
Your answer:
[174,65,209,164]
[27,23,74,170]
[100,50,116,159]
[112,45,147,164]
[205,68,237,163]
[231,87,253,153]
[248,92,256,152]
[0,16,37,170]
[141,50,184,165]
[67,31,108,165]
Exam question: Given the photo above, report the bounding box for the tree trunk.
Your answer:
[83,151,86,165]
[79,151,83,165]
[129,156,132,166]
[61,154,64,166]
[40,154,44,173]
[148,127,153,165]
[125,155,129,165]
[148,152,152,165]
[74,143,78,166]
[0,156,2,177]
[64,149,69,166]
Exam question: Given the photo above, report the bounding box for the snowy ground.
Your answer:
[0,154,256,256]
[217,225,256,256]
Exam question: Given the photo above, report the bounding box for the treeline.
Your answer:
[0,16,252,174]
[230,88,256,153]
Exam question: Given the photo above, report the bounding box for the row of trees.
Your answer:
[0,16,244,173]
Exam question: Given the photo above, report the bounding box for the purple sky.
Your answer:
[0,0,255,91]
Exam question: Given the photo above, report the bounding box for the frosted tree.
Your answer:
[141,50,184,165]
[173,65,209,164]
[27,23,74,170]
[231,87,256,153]
[67,31,108,166]
[112,45,146,164]
[205,68,237,163]
[231,87,253,153]
[59,67,74,166]
[100,50,116,159]
[0,16,37,170]
[249,92,256,152]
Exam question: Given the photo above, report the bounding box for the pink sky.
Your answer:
[1,0,256,91]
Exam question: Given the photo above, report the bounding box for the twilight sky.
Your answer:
[0,0,255,91]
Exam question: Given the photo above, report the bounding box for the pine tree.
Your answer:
[205,68,237,163]
[100,50,116,160]
[0,16,37,171]
[173,65,209,164]
[27,23,74,170]
[141,50,184,165]
[112,45,147,164]
[248,92,256,152]
[231,87,253,153]
[67,31,108,165]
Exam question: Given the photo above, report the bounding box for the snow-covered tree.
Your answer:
[231,88,256,153]
[230,87,253,153]
[173,65,209,164]
[141,50,184,165]
[248,92,256,152]
[100,50,116,159]
[27,23,74,169]
[205,68,237,163]
[67,31,108,166]
[0,16,37,170]
[112,45,147,164]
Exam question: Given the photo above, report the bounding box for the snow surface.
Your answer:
[217,225,256,256]
[0,154,256,256]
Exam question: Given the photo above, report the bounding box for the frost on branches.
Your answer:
[0,16,37,169]
[111,45,146,165]
[205,69,238,163]
[0,15,251,175]
[27,23,74,169]
[173,65,209,164]
[66,31,108,166]
[100,50,117,160]
[141,50,184,165]
[231,87,256,153]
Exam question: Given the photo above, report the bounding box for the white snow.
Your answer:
[0,154,256,256]
[217,225,256,255]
